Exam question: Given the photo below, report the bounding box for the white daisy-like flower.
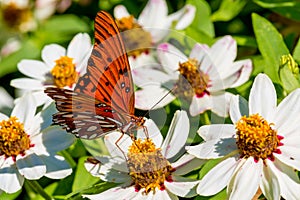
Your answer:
[0,93,75,194]
[113,0,196,66]
[10,33,92,107]
[84,110,203,200]
[0,0,36,32]
[133,35,252,117]
[187,73,300,199]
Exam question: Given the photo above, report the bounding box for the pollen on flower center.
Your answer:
[0,116,31,159]
[115,16,152,58]
[235,114,283,162]
[175,58,210,100]
[51,56,78,88]
[127,138,175,195]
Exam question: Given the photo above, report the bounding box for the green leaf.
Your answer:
[211,0,248,22]
[81,138,109,156]
[0,190,22,200]
[0,39,40,77]
[293,38,300,64]
[72,156,100,192]
[253,0,300,22]
[279,65,300,94]
[252,13,290,83]
[187,0,215,37]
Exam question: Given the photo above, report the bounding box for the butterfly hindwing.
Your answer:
[75,11,134,116]
[45,87,122,139]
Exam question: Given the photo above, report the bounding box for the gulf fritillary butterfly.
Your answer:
[45,11,145,140]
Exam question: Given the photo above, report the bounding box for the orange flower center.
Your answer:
[175,58,210,101]
[51,56,78,88]
[127,138,175,195]
[0,116,31,160]
[235,114,283,162]
[116,16,152,58]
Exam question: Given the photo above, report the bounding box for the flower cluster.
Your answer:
[1,0,300,199]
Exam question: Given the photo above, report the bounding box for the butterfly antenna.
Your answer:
[142,85,177,118]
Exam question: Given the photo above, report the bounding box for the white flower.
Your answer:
[187,74,300,199]
[34,0,72,20]
[0,87,14,110]
[0,93,75,193]
[0,0,37,32]
[134,36,252,117]
[113,0,196,67]
[84,110,203,200]
[10,33,92,107]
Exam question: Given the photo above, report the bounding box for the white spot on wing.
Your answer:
[87,126,97,132]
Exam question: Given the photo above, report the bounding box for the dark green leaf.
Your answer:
[252,13,289,83]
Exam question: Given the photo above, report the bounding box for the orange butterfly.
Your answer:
[45,11,145,140]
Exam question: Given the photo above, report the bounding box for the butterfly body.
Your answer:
[45,11,145,139]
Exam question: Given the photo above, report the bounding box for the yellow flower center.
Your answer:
[116,16,152,58]
[1,2,32,30]
[0,116,31,160]
[127,138,175,194]
[235,114,283,162]
[175,59,210,101]
[51,56,78,88]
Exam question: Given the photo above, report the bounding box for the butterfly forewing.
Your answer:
[75,11,134,115]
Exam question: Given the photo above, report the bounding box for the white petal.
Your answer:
[83,186,137,200]
[260,160,280,200]
[138,0,168,28]
[98,158,129,182]
[157,43,187,73]
[0,87,13,109]
[161,110,189,159]
[0,113,9,121]
[197,124,235,141]
[10,78,44,90]
[229,59,253,88]
[136,119,163,147]
[11,93,36,129]
[167,5,196,30]
[67,33,91,65]
[210,92,233,117]
[272,158,300,199]
[135,86,175,110]
[197,157,237,196]
[227,158,262,200]
[104,131,131,158]
[0,159,24,193]
[210,36,237,70]
[42,155,72,179]
[249,74,276,122]
[274,89,300,138]
[132,67,173,88]
[189,93,211,116]
[17,59,49,80]
[229,95,242,124]
[274,145,300,171]
[40,126,75,153]
[41,44,66,68]
[165,179,198,197]
[114,5,131,19]
[172,154,205,175]
[16,153,46,179]
[187,136,237,159]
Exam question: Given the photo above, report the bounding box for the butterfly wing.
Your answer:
[45,87,125,139]
[75,11,134,116]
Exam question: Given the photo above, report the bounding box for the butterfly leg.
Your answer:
[114,132,128,160]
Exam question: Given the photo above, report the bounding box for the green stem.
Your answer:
[26,180,52,200]
[202,112,211,125]
[60,150,77,168]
